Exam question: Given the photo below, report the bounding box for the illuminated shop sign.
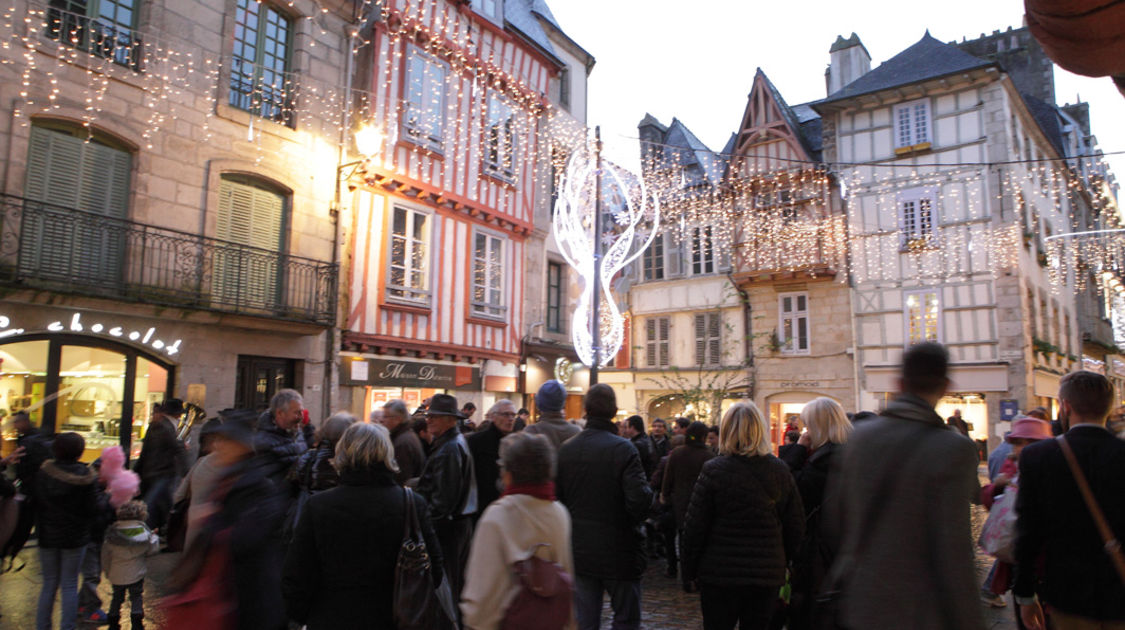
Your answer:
[0,312,182,357]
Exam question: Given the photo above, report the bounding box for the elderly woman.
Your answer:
[681,403,804,630]
[461,431,575,629]
[778,397,853,630]
[282,422,443,629]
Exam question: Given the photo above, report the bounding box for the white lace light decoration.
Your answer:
[553,141,660,367]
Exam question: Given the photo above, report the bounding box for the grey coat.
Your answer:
[524,411,580,450]
[828,393,984,630]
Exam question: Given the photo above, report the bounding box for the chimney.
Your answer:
[825,33,871,96]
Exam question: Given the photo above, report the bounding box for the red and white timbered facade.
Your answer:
[342,0,562,402]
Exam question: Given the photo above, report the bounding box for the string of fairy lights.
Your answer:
[2,0,1123,303]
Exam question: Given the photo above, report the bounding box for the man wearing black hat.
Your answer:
[416,393,478,608]
[135,398,187,532]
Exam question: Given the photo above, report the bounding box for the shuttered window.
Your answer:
[22,124,131,284]
[213,176,286,309]
[645,316,670,368]
[779,292,809,354]
[694,312,721,367]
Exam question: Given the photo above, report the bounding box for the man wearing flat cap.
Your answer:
[416,393,478,609]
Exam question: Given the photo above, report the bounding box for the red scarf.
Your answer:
[501,481,556,501]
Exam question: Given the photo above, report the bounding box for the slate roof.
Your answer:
[504,0,564,67]
[819,32,992,104]
[639,115,727,187]
[1021,92,1066,157]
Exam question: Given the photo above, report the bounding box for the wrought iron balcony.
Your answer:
[44,3,144,71]
[731,215,846,284]
[0,195,337,325]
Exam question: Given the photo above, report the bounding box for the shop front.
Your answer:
[764,390,841,452]
[0,314,177,462]
[341,354,482,419]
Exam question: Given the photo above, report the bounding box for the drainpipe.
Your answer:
[324,7,361,421]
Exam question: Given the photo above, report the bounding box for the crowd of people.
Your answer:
[1,341,1123,630]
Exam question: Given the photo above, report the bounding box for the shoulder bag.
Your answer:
[1057,435,1125,584]
[393,487,456,630]
[501,543,573,630]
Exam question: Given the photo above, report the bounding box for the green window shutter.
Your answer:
[214,177,285,311]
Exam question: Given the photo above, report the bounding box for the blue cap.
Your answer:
[535,380,567,413]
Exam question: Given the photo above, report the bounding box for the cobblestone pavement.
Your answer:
[0,467,1019,629]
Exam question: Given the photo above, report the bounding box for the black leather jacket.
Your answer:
[416,428,477,521]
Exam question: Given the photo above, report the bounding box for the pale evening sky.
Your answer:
[548,0,1124,181]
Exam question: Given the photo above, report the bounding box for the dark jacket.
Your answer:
[661,441,715,527]
[208,457,288,630]
[416,428,477,522]
[467,424,505,514]
[293,443,340,494]
[35,459,98,549]
[650,434,670,461]
[283,465,443,630]
[1014,425,1125,620]
[15,428,51,494]
[681,453,803,587]
[134,416,186,482]
[556,417,653,580]
[631,433,656,479]
[780,442,843,627]
[828,394,983,630]
[390,422,426,485]
[254,411,308,498]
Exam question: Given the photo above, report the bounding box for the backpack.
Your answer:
[501,543,573,630]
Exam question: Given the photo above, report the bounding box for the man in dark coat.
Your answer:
[557,384,653,630]
[416,393,477,608]
[377,399,426,485]
[2,411,50,563]
[467,399,516,518]
[661,421,715,584]
[253,389,308,498]
[622,415,655,479]
[827,343,984,630]
[1014,370,1125,629]
[649,418,670,461]
[134,399,187,531]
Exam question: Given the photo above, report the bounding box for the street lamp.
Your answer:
[354,123,384,158]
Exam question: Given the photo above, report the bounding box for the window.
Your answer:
[691,226,715,275]
[46,0,142,69]
[403,48,447,150]
[547,261,565,333]
[472,231,505,319]
[893,99,931,149]
[905,290,940,345]
[470,0,503,23]
[484,94,517,180]
[645,317,670,368]
[558,67,570,111]
[694,312,722,367]
[643,232,665,281]
[229,0,293,125]
[213,176,287,309]
[778,292,809,354]
[899,189,936,248]
[388,206,430,304]
[23,123,132,284]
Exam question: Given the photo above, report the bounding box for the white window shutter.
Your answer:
[659,317,670,367]
[708,312,721,365]
[645,318,657,367]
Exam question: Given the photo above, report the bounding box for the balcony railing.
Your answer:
[44,4,144,71]
[732,215,846,282]
[0,195,337,325]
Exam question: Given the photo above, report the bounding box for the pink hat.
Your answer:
[1006,416,1053,442]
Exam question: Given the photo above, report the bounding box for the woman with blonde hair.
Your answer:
[282,422,443,629]
[681,402,804,630]
[777,397,852,630]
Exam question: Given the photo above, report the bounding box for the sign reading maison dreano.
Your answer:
[342,357,480,390]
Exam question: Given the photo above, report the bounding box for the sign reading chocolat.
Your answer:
[343,357,480,389]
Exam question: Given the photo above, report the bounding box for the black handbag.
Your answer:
[393,488,456,630]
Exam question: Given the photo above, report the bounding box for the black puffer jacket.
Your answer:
[35,459,98,549]
[556,417,654,580]
[662,442,716,526]
[681,453,804,587]
[293,443,340,494]
[254,411,308,497]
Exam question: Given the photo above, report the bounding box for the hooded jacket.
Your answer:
[35,459,98,548]
[524,411,580,451]
[101,519,160,585]
[461,493,576,630]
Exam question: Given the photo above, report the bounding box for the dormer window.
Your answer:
[471,0,503,24]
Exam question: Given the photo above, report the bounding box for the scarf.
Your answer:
[501,481,556,501]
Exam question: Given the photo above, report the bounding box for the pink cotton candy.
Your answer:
[98,446,126,484]
[107,469,140,509]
